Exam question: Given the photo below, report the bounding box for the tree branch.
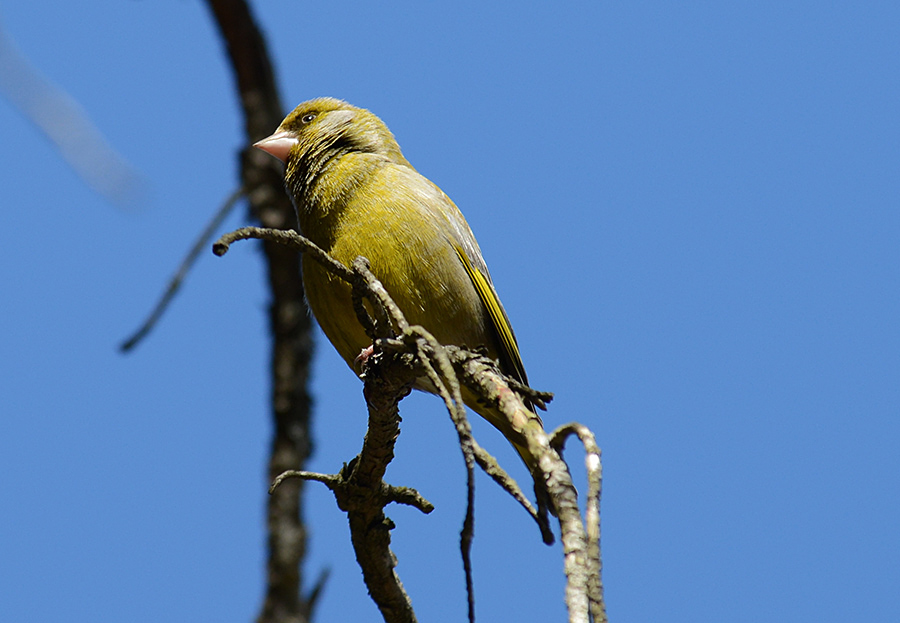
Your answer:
[204,3,316,622]
[271,346,430,623]
[215,226,607,623]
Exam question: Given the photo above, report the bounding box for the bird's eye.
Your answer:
[301,113,316,124]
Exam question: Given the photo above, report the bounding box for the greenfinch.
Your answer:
[255,98,541,470]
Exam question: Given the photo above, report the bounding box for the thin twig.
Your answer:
[272,469,434,514]
[454,353,598,623]
[305,567,331,621]
[406,327,479,623]
[270,470,342,492]
[471,441,555,544]
[214,226,355,280]
[550,424,606,623]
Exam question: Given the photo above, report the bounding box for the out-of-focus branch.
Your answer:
[120,187,244,352]
[204,2,316,623]
[0,19,146,207]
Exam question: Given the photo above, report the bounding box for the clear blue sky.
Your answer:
[2,2,898,621]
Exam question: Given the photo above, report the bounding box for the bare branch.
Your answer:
[216,225,607,623]
[338,346,421,623]
[215,226,353,281]
[403,326,479,623]
[551,424,605,622]
[204,3,315,623]
[453,353,607,623]
[470,440,555,544]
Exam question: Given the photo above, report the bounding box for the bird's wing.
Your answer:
[396,167,531,390]
[454,246,529,388]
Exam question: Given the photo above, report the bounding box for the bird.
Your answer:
[254,97,543,471]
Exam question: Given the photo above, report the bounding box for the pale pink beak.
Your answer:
[253,130,298,163]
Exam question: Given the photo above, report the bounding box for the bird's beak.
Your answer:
[253,130,297,163]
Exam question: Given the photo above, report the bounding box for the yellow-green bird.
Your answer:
[255,98,541,470]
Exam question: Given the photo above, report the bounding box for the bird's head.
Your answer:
[254,98,408,169]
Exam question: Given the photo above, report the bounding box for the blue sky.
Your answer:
[2,2,898,621]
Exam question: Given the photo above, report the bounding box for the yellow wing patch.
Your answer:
[454,246,529,387]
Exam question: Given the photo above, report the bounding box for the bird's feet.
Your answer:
[354,344,375,374]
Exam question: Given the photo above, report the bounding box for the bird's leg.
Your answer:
[354,344,376,374]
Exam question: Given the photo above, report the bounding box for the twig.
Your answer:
[305,567,331,621]
[272,469,434,516]
[214,226,353,281]
[454,354,604,623]
[407,327,479,623]
[550,424,606,622]
[470,440,555,545]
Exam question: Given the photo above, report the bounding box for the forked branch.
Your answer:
[215,226,606,623]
